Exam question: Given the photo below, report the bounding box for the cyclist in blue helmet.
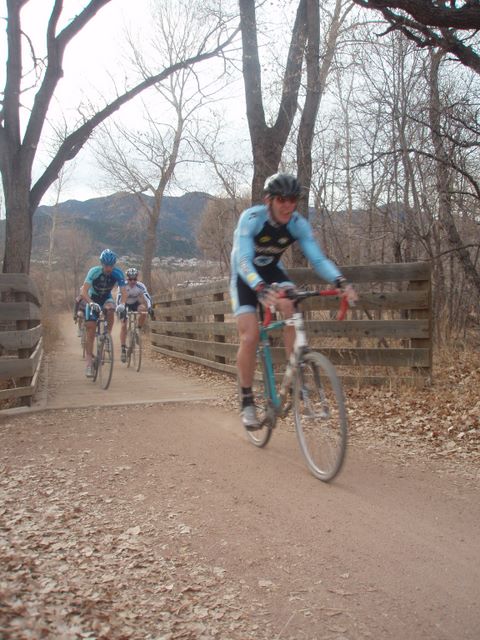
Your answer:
[80,249,127,378]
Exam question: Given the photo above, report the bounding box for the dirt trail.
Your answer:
[0,315,479,639]
[41,314,221,409]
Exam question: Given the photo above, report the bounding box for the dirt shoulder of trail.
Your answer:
[0,316,479,639]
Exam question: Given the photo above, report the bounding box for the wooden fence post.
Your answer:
[213,292,226,364]
[408,264,433,383]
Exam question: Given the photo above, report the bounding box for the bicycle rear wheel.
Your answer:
[293,352,347,481]
[98,334,114,390]
[127,330,142,372]
[243,349,275,448]
[81,325,87,359]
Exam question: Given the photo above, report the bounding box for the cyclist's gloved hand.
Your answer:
[116,303,127,320]
[256,283,276,308]
[334,277,358,306]
[89,302,102,315]
[283,286,299,300]
[148,307,155,320]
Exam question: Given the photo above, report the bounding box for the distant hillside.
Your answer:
[32,191,215,259]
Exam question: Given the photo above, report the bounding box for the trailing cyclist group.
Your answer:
[74,249,153,379]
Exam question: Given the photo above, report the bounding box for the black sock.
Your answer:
[241,387,254,408]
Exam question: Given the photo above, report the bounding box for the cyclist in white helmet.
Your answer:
[116,267,154,363]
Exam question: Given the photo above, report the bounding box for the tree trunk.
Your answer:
[142,206,159,293]
[239,0,308,203]
[294,0,347,267]
[1,1,237,273]
[2,182,32,273]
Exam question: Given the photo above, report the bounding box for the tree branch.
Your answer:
[30,26,239,210]
[353,0,480,29]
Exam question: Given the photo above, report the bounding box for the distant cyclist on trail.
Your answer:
[73,288,86,337]
[230,173,357,430]
[116,267,154,363]
[81,249,127,378]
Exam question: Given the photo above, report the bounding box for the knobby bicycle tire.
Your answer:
[244,347,275,448]
[98,334,114,390]
[92,338,100,383]
[81,326,87,359]
[127,329,142,372]
[293,352,347,481]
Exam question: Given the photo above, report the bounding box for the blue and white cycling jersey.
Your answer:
[85,266,125,300]
[115,281,152,309]
[230,204,342,291]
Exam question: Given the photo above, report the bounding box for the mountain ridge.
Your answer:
[31,190,215,258]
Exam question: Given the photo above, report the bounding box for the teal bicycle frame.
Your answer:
[245,288,349,481]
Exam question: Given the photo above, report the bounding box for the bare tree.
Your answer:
[0,0,238,273]
[353,0,480,74]
[428,49,480,295]
[297,0,353,217]
[93,0,233,290]
[55,224,93,301]
[197,197,249,273]
[44,169,70,305]
[239,0,308,202]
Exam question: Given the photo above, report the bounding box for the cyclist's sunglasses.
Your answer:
[127,277,137,281]
[275,195,298,204]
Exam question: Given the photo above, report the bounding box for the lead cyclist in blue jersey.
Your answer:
[230,173,357,429]
[80,249,127,378]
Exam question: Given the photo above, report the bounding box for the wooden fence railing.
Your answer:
[150,262,432,387]
[0,274,43,408]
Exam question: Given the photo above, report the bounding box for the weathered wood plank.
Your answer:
[152,319,429,340]
[303,291,430,312]
[0,325,43,350]
[152,346,238,376]
[0,338,43,379]
[288,263,430,285]
[151,333,237,360]
[151,333,429,368]
[154,300,231,319]
[0,274,41,301]
[0,382,35,401]
[152,321,237,337]
[152,262,431,306]
[151,346,426,388]
[153,280,229,305]
[0,302,41,322]
[0,357,33,378]
[307,319,429,339]
[313,347,430,367]
[152,290,428,320]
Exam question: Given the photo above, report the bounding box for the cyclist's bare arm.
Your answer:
[118,285,128,305]
[81,282,92,304]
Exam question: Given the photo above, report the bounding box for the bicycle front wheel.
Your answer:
[293,352,347,481]
[98,334,114,390]
[127,330,142,372]
[243,349,275,448]
[81,326,87,359]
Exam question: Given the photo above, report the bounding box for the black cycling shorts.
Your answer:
[231,264,294,316]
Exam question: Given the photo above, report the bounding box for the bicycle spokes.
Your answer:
[294,353,347,482]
